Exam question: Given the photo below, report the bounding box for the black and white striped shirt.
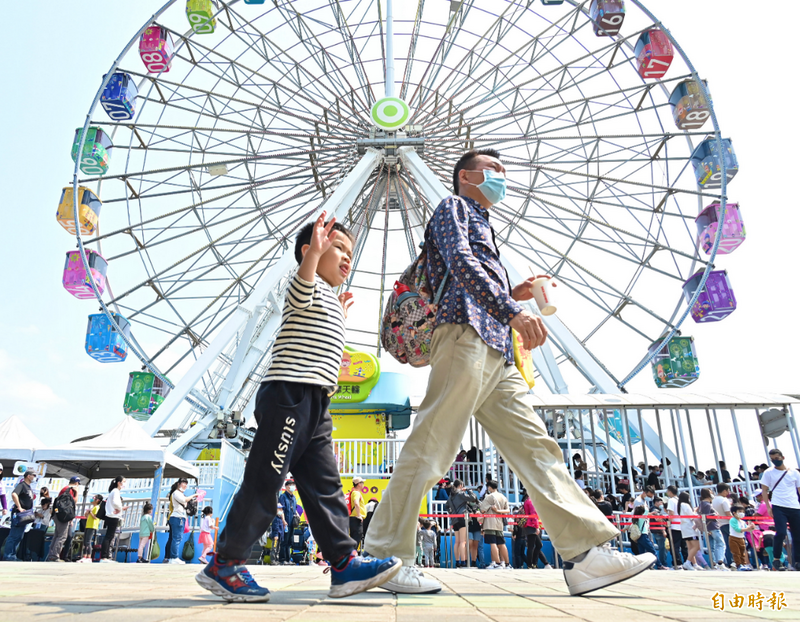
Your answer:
[265,274,344,387]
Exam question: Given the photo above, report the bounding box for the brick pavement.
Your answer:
[0,563,796,621]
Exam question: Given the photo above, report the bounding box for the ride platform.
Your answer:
[0,563,796,621]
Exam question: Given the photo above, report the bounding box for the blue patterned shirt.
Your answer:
[427,195,522,364]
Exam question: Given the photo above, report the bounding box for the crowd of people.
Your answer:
[0,469,219,565]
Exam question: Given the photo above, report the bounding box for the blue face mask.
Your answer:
[464,169,507,204]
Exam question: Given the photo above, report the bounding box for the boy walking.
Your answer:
[196,213,401,602]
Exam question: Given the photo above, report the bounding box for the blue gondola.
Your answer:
[100,73,138,121]
[690,138,739,189]
[85,313,132,363]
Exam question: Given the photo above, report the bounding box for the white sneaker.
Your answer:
[99,559,116,563]
[379,566,442,594]
[502,563,513,570]
[693,563,704,571]
[544,564,553,569]
[563,545,655,596]
[76,558,92,564]
[487,562,501,569]
[682,561,695,571]
[716,564,730,571]
[168,558,185,565]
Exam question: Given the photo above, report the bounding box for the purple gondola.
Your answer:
[682,270,737,323]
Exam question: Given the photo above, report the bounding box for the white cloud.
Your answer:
[0,350,67,410]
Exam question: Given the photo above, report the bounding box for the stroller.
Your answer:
[290,522,311,565]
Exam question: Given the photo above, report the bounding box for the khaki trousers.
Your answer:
[364,324,618,565]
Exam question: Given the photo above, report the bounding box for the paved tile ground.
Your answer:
[0,563,796,622]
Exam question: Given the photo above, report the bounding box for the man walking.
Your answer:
[364,149,654,596]
[348,477,367,550]
[760,448,800,571]
[3,470,36,561]
[46,477,81,562]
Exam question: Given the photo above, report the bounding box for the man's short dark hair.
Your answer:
[487,480,498,490]
[452,148,501,194]
[644,486,655,495]
[716,483,729,493]
[769,449,783,457]
[666,485,678,495]
[294,220,356,264]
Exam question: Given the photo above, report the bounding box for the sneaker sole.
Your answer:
[329,560,404,598]
[195,570,271,603]
[567,555,656,596]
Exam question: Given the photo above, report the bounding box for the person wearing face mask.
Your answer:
[268,503,286,565]
[364,149,654,597]
[278,480,299,564]
[728,504,755,570]
[760,449,800,571]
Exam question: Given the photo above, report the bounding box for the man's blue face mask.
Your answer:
[463,168,507,204]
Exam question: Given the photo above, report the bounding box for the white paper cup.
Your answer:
[531,277,557,315]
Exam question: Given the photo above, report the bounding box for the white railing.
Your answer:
[194,460,220,486]
[333,438,406,478]
[219,441,245,483]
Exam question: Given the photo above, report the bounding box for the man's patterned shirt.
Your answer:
[427,195,522,364]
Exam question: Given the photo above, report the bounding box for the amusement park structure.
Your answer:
[49,0,783,530]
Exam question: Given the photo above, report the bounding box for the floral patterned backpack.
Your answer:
[380,225,449,367]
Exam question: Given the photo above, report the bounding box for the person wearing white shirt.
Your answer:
[665,486,685,567]
[712,483,733,567]
[101,476,128,562]
[760,449,800,571]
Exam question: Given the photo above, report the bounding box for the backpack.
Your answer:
[53,492,76,524]
[186,498,198,517]
[628,519,642,542]
[380,224,450,367]
[95,497,107,521]
[182,537,195,562]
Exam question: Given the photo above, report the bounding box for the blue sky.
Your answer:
[1,1,798,448]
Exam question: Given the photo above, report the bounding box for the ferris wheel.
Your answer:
[63,0,741,448]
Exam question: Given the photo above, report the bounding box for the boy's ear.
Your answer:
[301,243,310,259]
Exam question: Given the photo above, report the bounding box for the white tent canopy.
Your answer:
[0,415,46,471]
[32,416,198,481]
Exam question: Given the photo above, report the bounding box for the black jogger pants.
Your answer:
[217,381,356,562]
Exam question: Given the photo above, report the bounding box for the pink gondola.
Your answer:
[62,249,108,300]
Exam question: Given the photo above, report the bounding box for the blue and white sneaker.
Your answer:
[327,551,402,598]
[195,554,271,603]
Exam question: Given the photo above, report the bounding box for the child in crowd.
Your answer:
[195,214,401,602]
[33,498,52,531]
[420,522,436,568]
[199,507,216,563]
[78,495,103,564]
[729,504,755,571]
[137,503,154,563]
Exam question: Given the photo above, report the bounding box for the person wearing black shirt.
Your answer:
[3,471,36,561]
[591,489,614,523]
[647,466,660,489]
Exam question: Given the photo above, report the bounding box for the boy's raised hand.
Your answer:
[338,291,354,318]
[309,212,337,257]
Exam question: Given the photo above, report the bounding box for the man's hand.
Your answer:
[338,291,354,318]
[511,275,553,302]
[509,310,548,350]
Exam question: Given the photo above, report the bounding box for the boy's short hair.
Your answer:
[716,483,729,493]
[730,504,744,513]
[487,480,498,490]
[452,148,501,194]
[294,220,356,264]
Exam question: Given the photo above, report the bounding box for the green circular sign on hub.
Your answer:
[371,97,411,130]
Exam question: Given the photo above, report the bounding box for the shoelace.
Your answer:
[232,566,258,586]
